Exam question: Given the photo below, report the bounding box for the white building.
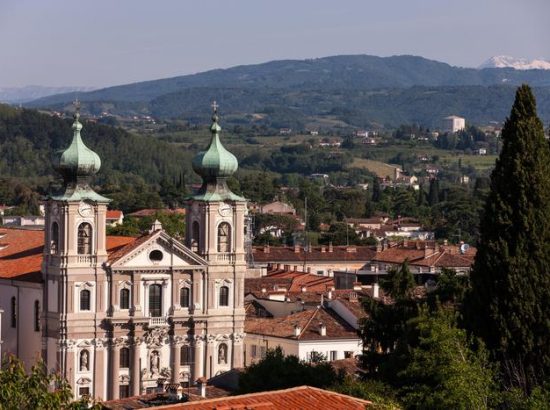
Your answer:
[442,115,466,133]
[0,105,247,401]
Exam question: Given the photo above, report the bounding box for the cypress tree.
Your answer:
[428,178,439,206]
[465,85,550,392]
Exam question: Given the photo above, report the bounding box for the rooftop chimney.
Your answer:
[264,245,270,253]
[327,290,333,300]
[294,324,302,337]
[319,322,327,336]
[328,242,333,253]
[321,246,326,253]
[196,377,207,398]
[294,244,300,253]
[301,286,307,293]
[373,283,380,299]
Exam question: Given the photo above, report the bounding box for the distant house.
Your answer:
[362,137,377,145]
[260,201,296,216]
[442,115,466,133]
[1,215,44,227]
[279,128,292,135]
[106,210,124,227]
[477,148,487,155]
[127,208,186,218]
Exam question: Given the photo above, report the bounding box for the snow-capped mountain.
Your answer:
[479,56,550,70]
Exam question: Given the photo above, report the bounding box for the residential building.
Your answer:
[106,210,124,227]
[1,215,45,227]
[258,200,296,216]
[442,115,466,133]
[252,244,377,276]
[0,106,247,400]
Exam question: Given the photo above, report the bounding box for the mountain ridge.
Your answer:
[27,54,550,107]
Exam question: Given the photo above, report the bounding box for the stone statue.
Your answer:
[218,344,227,364]
[150,351,160,375]
[80,350,89,371]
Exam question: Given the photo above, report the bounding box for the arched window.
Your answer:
[10,296,16,328]
[34,300,40,332]
[120,347,130,369]
[77,223,92,254]
[181,345,192,365]
[191,221,200,252]
[120,288,130,310]
[219,286,229,307]
[217,222,231,253]
[50,222,59,254]
[218,343,228,365]
[80,289,91,311]
[149,284,162,317]
[180,287,190,308]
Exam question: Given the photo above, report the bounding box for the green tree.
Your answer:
[238,347,337,394]
[399,308,495,409]
[465,85,550,393]
[428,178,439,206]
[0,355,96,409]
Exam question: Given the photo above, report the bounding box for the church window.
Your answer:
[181,345,192,365]
[219,286,229,307]
[10,297,16,328]
[120,288,130,310]
[191,221,200,252]
[77,223,92,254]
[80,289,91,311]
[180,287,190,308]
[34,300,40,331]
[50,222,59,254]
[218,343,228,365]
[217,222,231,253]
[149,284,162,317]
[149,250,163,262]
[120,347,130,369]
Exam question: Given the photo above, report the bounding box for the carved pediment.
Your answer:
[110,231,207,270]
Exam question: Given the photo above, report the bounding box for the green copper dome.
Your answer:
[192,111,238,179]
[56,109,101,180]
[51,103,110,203]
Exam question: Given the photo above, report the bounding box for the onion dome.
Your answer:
[190,102,245,202]
[51,101,109,203]
[192,104,238,180]
[56,103,101,181]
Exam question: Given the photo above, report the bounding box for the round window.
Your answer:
[149,250,163,262]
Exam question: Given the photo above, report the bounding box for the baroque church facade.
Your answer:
[0,105,247,400]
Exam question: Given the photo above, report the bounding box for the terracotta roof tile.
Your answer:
[245,306,358,341]
[106,210,123,219]
[153,385,370,410]
[0,228,135,283]
[253,245,376,262]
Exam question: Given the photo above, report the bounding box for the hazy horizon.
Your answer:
[1,0,549,88]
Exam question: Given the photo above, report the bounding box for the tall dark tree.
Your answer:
[428,178,439,206]
[372,178,381,202]
[465,85,550,393]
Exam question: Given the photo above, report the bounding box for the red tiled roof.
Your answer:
[106,210,123,219]
[245,306,358,341]
[0,228,135,283]
[154,385,371,410]
[107,231,156,264]
[253,245,376,263]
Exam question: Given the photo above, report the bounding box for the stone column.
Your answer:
[110,343,120,400]
[94,340,106,400]
[65,346,75,391]
[132,273,142,315]
[232,334,244,369]
[206,335,216,378]
[193,336,204,380]
[171,340,181,383]
[131,340,141,396]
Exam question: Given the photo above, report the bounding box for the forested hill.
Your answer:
[0,104,193,196]
[25,55,550,128]
[28,54,550,105]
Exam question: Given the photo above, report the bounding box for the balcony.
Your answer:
[216,253,235,263]
[148,316,169,328]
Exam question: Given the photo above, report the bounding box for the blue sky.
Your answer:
[1,0,549,87]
